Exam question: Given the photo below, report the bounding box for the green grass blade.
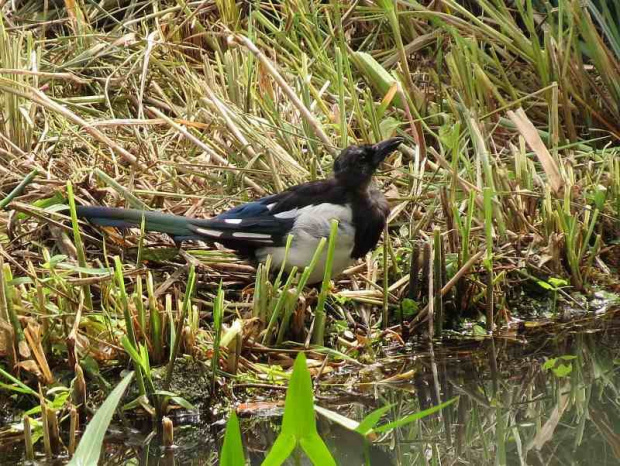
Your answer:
[69,372,134,466]
[220,411,245,466]
[373,398,458,434]
[313,220,339,345]
[299,433,336,466]
[262,433,296,466]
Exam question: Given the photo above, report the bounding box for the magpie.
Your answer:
[76,137,403,284]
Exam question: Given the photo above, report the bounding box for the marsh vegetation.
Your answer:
[0,0,619,464]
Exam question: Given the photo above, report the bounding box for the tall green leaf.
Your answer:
[220,411,246,466]
[69,372,134,466]
[262,352,335,466]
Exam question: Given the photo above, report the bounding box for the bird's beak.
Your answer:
[371,137,404,165]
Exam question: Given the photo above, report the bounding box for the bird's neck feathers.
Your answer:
[333,173,375,192]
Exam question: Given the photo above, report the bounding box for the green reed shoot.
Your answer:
[383,224,389,329]
[0,255,23,347]
[483,187,494,332]
[253,259,271,321]
[312,220,339,346]
[114,256,146,396]
[263,266,298,346]
[134,275,146,338]
[164,264,196,389]
[275,290,297,346]
[275,237,327,345]
[0,169,37,210]
[66,181,93,311]
[146,271,163,364]
[136,213,146,266]
[433,227,444,337]
[211,283,225,395]
[273,235,294,291]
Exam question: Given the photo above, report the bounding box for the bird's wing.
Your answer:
[186,192,298,247]
[188,179,345,248]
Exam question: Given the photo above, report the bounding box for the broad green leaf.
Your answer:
[559,355,578,361]
[300,434,336,466]
[548,277,568,288]
[544,355,576,377]
[543,358,558,370]
[536,279,554,290]
[552,363,572,378]
[44,203,72,214]
[49,390,70,409]
[261,352,336,465]
[262,433,296,466]
[281,352,316,438]
[69,372,134,466]
[221,411,245,466]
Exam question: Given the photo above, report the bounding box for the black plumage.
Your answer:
[76,137,403,282]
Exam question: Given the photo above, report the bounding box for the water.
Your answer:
[2,312,619,465]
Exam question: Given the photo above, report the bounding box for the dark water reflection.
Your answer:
[4,312,620,465]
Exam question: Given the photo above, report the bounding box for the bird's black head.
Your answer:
[333,137,403,188]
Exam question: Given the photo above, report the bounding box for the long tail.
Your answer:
[76,206,287,247]
[76,206,206,241]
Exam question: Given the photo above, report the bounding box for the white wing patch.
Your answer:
[232,232,273,240]
[274,208,299,219]
[194,228,224,237]
[224,219,243,224]
[256,203,355,284]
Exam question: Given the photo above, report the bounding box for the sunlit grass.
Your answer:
[0,0,618,463]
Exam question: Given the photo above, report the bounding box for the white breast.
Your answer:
[255,203,355,284]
